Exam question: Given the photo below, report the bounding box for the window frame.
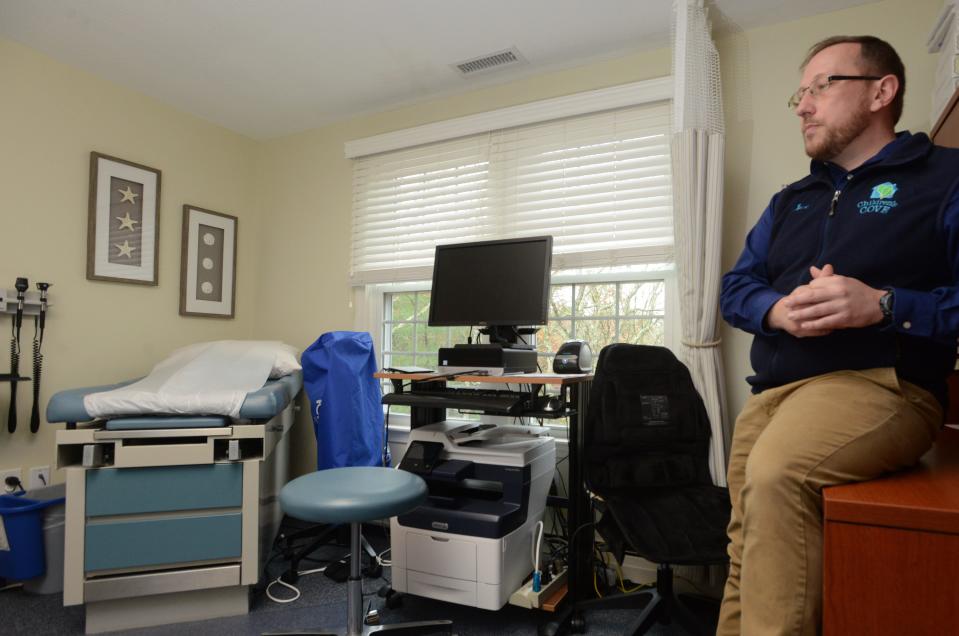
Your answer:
[347,77,679,436]
[366,266,678,436]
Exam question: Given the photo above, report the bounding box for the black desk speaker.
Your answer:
[553,340,593,374]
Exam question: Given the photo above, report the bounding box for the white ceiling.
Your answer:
[0,0,874,140]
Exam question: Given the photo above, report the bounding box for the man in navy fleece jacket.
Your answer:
[717,35,959,636]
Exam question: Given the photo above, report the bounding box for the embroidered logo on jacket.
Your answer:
[793,202,811,212]
[858,182,899,214]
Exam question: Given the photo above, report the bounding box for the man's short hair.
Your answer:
[802,35,906,125]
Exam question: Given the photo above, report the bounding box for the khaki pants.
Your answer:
[716,368,942,636]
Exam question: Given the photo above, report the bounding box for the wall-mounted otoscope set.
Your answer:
[1,277,53,434]
[30,282,51,433]
[8,277,28,433]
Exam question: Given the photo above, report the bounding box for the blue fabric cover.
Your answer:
[302,331,388,469]
[280,466,426,523]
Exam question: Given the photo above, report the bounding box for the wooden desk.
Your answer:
[822,426,959,635]
[931,86,959,148]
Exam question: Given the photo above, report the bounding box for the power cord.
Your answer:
[3,476,25,494]
[531,520,544,592]
[265,561,337,604]
[266,537,395,606]
[257,517,349,603]
[383,405,391,467]
[612,558,649,593]
[375,546,392,568]
[512,326,530,347]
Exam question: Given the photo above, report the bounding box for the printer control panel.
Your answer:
[398,441,445,474]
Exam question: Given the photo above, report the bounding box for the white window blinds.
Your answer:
[351,100,672,284]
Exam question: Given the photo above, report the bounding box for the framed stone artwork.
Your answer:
[87,152,161,284]
[179,205,237,318]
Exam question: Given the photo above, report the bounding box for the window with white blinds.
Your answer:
[350,99,672,284]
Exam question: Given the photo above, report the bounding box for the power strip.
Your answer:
[508,567,567,609]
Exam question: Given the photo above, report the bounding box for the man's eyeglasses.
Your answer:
[787,74,882,109]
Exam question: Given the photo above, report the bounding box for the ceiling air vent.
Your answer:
[453,47,527,76]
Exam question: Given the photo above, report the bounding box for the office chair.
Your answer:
[551,343,731,635]
[266,467,453,636]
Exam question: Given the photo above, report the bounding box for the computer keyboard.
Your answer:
[382,387,529,415]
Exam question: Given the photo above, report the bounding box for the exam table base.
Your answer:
[85,585,248,634]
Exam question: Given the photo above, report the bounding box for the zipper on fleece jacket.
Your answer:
[828,188,841,216]
[801,187,843,287]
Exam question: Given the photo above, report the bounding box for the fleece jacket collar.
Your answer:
[789,131,933,192]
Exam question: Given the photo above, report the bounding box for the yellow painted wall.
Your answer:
[0,0,944,482]
[0,38,261,483]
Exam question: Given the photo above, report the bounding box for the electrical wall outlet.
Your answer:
[28,465,50,490]
[0,288,7,309]
[1,468,23,493]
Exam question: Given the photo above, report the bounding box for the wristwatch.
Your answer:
[879,288,895,324]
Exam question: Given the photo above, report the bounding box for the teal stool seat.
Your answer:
[280,467,427,524]
[269,466,451,636]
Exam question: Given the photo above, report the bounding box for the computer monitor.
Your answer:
[428,236,553,346]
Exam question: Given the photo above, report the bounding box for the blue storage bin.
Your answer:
[0,494,66,580]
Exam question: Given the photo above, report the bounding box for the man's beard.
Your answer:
[803,106,870,161]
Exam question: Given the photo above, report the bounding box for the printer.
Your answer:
[390,421,556,610]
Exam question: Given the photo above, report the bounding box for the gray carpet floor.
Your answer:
[0,525,709,635]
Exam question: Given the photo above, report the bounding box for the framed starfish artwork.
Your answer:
[86,152,161,284]
[179,205,237,318]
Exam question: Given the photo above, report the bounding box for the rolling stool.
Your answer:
[266,466,453,636]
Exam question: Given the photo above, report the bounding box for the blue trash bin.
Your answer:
[0,493,66,581]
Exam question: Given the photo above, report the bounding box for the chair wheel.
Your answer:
[385,591,403,609]
[538,622,560,636]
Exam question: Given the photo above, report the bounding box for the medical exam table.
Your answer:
[46,370,302,634]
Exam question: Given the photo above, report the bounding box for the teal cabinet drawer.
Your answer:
[85,513,241,572]
[86,464,242,517]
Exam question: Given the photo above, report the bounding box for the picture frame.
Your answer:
[87,152,162,284]
[179,205,237,318]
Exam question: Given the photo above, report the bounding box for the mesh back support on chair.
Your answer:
[585,343,730,565]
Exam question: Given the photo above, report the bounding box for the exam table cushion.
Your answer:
[83,341,299,419]
[280,466,428,524]
[46,371,302,424]
[104,416,228,430]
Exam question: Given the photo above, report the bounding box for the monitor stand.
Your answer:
[477,325,538,350]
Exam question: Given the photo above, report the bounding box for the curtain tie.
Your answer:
[681,338,721,348]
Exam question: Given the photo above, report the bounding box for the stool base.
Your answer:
[264,618,453,635]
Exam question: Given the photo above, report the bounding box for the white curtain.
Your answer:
[672,0,728,486]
